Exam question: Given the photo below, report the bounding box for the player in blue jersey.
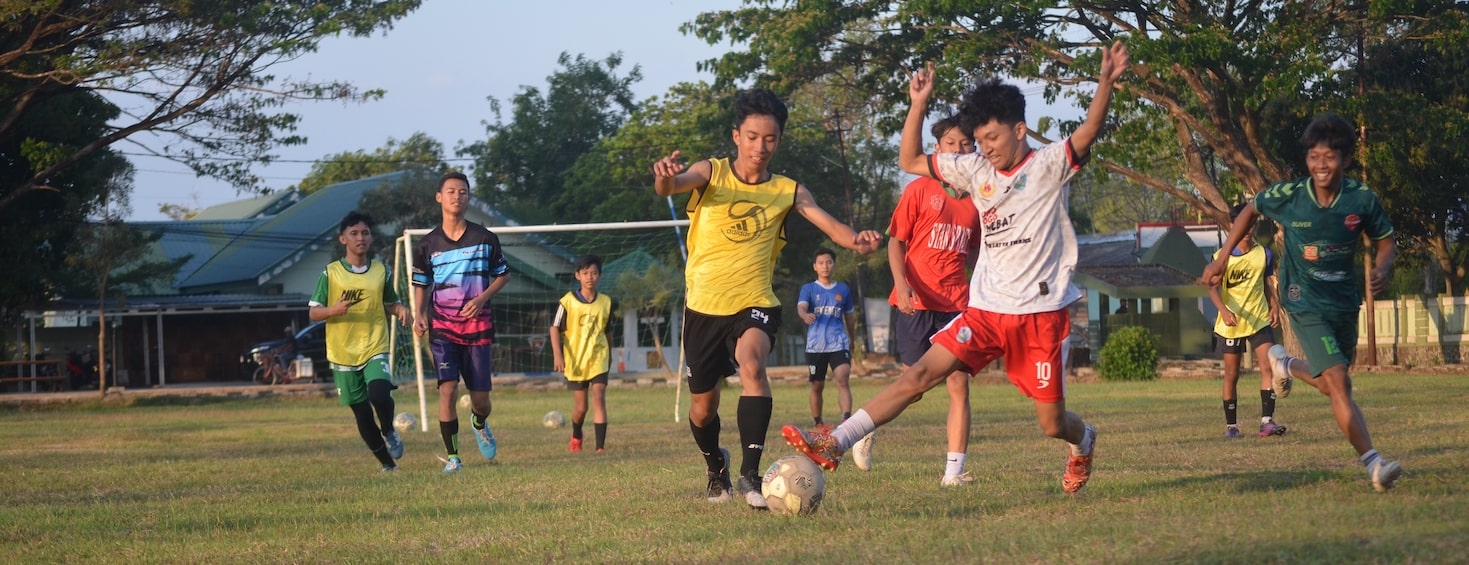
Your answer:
[797,248,856,431]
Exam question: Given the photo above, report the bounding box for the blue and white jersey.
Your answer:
[798,280,854,353]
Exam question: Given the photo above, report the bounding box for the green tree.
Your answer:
[683,1,1460,230]
[1341,14,1469,296]
[562,82,727,223]
[0,0,422,210]
[614,262,684,383]
[64,191,188,395]
[461,52,642,224]
[0,88,130,319]
[296,132,449,194]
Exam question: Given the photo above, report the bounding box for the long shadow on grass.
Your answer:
[1147,469,1340,493]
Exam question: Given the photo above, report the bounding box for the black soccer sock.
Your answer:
[572,420,584,440]
[842,411,851,422]
[368,379,395,431]
[1223,399,1238,426]
[813,416,824,426]
[351,402,392,466]
[1261,389,1277,420]
[441,418,460,456]
[690,418,723,472]
[737,395,773,478]
[594,422,607,450]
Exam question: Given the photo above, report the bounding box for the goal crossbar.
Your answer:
[391,219,690,432]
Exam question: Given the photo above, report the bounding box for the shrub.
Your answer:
[1097,326,1159,382]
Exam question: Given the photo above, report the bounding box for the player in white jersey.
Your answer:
[784,41,1129,495]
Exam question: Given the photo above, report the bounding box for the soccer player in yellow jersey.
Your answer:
[652,88,883,509]
[550,255,613,453]
[309,211,414,472]
[1208,203,1285,439]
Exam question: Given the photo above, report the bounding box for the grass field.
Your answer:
[2,373,1466,564]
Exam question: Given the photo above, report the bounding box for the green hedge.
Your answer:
[1097,326,1159,382]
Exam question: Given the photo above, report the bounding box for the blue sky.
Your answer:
[123,0,1075,221]
[125,0,742,220]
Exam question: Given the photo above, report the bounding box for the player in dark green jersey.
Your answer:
[1203,113,1401,492]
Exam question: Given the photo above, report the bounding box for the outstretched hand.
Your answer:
[1099,40,1129,84]
[1200,259,1225,287]
[909,62,934,104]
[853,230,883,255]
[652,150,686,180]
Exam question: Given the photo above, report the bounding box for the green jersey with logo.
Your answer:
[1253,177,1393,313]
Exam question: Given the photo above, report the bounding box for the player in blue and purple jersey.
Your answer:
[412,171,511,473]
[797,247,856,432]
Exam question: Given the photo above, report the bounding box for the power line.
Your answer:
[120,152,475,164]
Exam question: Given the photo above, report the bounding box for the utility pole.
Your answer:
[1356,14,1378,366]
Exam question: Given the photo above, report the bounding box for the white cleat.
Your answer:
[852,431,875,471]
[1268,345,1294,398]
[940,471,975,487]
[1370,458,1403,492]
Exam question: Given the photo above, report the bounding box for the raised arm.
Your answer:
[1069,41,1130,157]
[652,150,713,196]
[793,185,883,254]
[899,63,937,178]
[1201,203,1260,286]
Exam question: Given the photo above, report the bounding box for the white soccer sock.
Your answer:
[1070,423,1095,456]
[831,410,875,452]
[1360,449,1380,468]
[943,452,966,478]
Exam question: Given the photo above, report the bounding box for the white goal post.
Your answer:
[390,220,690,432]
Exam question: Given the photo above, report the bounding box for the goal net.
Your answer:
[389,220,689,431]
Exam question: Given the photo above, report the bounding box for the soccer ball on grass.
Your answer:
[458,393,472,411]
[762,455,826,516]
[392,412,417,433]
[542,410,566,428]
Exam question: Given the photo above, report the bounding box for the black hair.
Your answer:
[733,88,789,133]
[438,171,469,191]
[931,115,970,143]
[574,254,603,272]
[957,78,1026,135]
[1299,113,1355,159]
[813,247,836,262]
[1229,202,1248,222]
[338,211,374,234]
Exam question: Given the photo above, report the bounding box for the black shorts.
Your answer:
[682,306,782,394]
[565,373,609,391]
[805,350,852,382]
[1216,327,1274,355]
[894,309,962,366]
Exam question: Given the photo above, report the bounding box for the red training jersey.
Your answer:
[886,177,981,312]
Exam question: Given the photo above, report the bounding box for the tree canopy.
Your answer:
[0,0,422,211]
[460,52,642,224]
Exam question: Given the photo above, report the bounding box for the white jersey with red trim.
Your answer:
[931,139,1085,314]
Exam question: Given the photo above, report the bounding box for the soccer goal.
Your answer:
[389,220,690,432]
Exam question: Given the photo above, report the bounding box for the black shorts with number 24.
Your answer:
[682,306,782,394]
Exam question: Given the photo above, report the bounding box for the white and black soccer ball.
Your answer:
[392,412,417,433]
[458,393,472,411]
[762,455,826,516]
[542,410,566,428]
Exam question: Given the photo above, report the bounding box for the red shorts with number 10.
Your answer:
[930,308,1071,403]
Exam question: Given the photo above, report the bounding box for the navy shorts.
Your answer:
[1216,327,1274,355]
[566,373,609,391]
[682,306,781,394]
[805,350,852,382]
[894,309,961,366]
[431,340,494,392]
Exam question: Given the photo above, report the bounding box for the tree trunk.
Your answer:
[96,277,107,397]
